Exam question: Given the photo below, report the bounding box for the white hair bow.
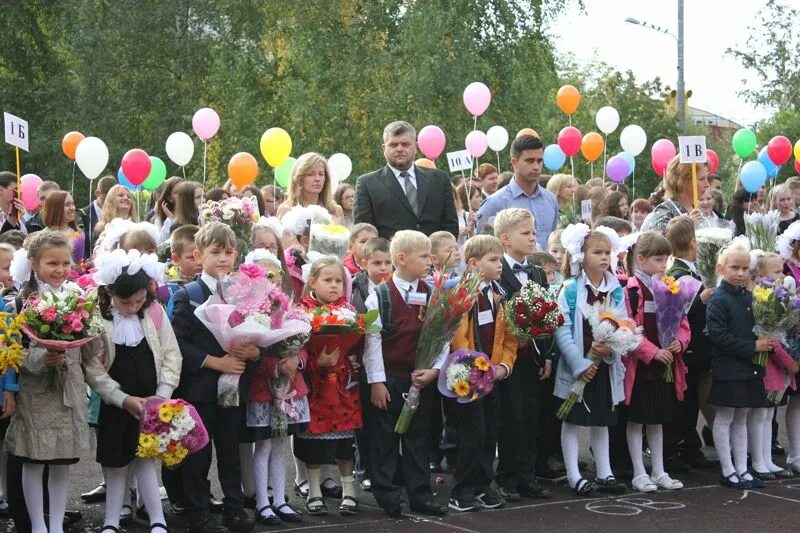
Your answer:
[93,249,166,286]
[560,223,591,277]
[9,248,31,288]
[245,249,281,269]
[281,205,332,236]
[301,251,326,283]
[255,216,285,238]
[595,226,622,273]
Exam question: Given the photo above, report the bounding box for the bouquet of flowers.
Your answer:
[506,281,563,345]
[136,398,209,468]
[556,300,642,420]
[0,311,26,374]
[194,264,311,406]
[266,323,311,437]
[198,197,259,265]
[652,275,701,381]
[307,304,380,356]
[309,223,350,259]
[695,226,733,288]
[395,269,482,434]
[20,289,105,392]
[752,276,800,366]
[437,349,495,402]
[744,210,780,253]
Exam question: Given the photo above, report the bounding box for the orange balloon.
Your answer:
[580,132,604,162]
[415,158,436,169]
[556,85,581,115]
[227,152,259,189]
[61,131,85,160]
[516,128,540,139]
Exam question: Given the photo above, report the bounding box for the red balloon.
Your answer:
[557,126,582,157]
[706,148,719,175]
[794,159,800,175]
[767,135,792,166]
[652,158,667,178]
[121,149,152,186]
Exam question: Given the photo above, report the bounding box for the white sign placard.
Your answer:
[581,199,592,221]
[447,150,473,173]
[4,112,28,152]
[678,136,706,164]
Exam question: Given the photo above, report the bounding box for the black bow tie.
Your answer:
[512,263,532,275]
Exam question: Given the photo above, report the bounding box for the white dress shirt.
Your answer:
[201,272,220,294]
[504,253,530,285]
[388,164,417,190]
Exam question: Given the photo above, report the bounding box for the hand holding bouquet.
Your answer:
[752,276,800,366]
[437,349,495,402]
[136,399,209,468]
[652,275,701,381]
[506,281,563,347]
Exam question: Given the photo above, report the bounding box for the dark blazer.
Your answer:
[499,257,550,365]
[350,270,371,314]
[81,202,101,260]
[353,164,459,240]
[706,280,763,381]
[669,259,711,365]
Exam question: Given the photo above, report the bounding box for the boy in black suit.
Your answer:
[172,222,256,533]
[494,208,552,501]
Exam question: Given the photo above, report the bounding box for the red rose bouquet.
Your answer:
[506,281,563,344]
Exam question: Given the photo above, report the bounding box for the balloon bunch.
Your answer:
[733,128,794,194]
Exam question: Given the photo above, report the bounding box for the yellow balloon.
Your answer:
[794,139,800,162]
[260,128,292,168]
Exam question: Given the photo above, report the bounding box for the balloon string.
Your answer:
[88,178,93,254]
[181,166,186,180]
[70,161,76,199]
[590,161,594,181]
[496,150,501,173]
[570,156,574,178]
[467,114,478,204]
[202,141,208,188]
[632,167,636,199]
[602,134,608,186]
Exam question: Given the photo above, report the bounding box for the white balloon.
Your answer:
[75,137,109,180]
[620,124,647,156]
[595,106,620,135]
[328,153,352,190]
[486,125,509,152]
[165,132,195,167]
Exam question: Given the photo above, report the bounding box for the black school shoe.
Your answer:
[188,516,229,533]
[497,486,521,502]
[222,509,255,532]
[680,449,720,469]
[209,494,224,514]
[448,495,481,512]
[518,481,551,499]
[410,499,448,516]
[477,489,506,509]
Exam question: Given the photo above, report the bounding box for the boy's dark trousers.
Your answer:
[451,390,499,499]
[179,402,245,522]
[428,392,458,468]
[495,353,540,491]
[536,372,562,474]
[369,375,435,511]
[355,367,372,482]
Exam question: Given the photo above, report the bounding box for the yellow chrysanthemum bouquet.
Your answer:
[136,399,209,468]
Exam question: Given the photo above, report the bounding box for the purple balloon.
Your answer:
[607,156,629,183]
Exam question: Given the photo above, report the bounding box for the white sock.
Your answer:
[786,396,800,465]
[763,408,782,472]
[292,437,307,485]
[253,439,273,514]
[748,408,768,473]
[132,459,166,527]
[22,463,46,533]
[47,464,70,533]
[714,407,735,477]
[626,422,647,479]
[732,408,750,477]
[239,442,255,498]
[590,426,613,479]
[269,438,291,511]
[646,425,665,479]
[102,465,129,529]
[561,422,581,488]
[306,465,322,501]
[341,474,357,500]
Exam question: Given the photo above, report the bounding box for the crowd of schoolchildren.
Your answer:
[0,142,797,533]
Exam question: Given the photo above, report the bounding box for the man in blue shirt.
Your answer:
[478,135,558,250]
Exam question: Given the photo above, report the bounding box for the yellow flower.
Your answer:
[136,434,159,457]
[753,286,773,304]
[163,443,189,467]
[158,404,176,423]
[474,356,491,372]
[454,380,471,397]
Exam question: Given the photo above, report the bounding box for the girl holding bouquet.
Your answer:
[91,248,178,533]
[295,256,362,516]
[623,233,690,492]
[554,225,629,497]
[3,231,114,533]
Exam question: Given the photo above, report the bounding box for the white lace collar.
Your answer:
[111,308,145,347]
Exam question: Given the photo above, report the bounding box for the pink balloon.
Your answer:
[121,149,152,186]
[465,130,488,158]
[20,174,43,212]
[192,107,220,141]
[650,138,677,168]
[463,82,491,117]
[557,126,582,157]
[418,125,446,160]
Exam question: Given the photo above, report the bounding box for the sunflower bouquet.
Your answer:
[437,349,495,403]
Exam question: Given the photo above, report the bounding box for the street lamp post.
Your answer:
[625,0,686,133]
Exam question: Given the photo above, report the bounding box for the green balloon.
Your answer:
[143,156,167,190]
[274,156,296,188]
[732,128,757,158]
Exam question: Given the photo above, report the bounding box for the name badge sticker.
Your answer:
[644,300,656,314]
[407,292,428,306]
[478,309,494,326]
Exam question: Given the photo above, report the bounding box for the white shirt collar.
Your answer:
[585,274,609,293]
[504,253,527,268]
[677,258,698,275]
[201,272,222,294]
[111,307,145,347]
[367,278,377,293]
[392,274,418,294]
[388,164,416,180]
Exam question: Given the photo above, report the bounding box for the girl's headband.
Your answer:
[93,249,165,286]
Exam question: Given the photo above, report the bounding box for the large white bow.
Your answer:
[94,249,166,286]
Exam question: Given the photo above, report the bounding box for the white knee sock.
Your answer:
[22,463,46,533]
[102,465,129,529]
[239,442,255,498]
[306,465,322,501]
[561,422,581,488]
[714,407,736,478]
[748,407,768,473]
[763,408,782,472]
[786,396,800,465]
[590,426,612,479]
[47,464,70,533]
[252,439,274,514]
[732,408,750,476]
[292,436,307,485]
[646,425,665,479]
[626,422,646,479]
[132,459,166,527]
[269,438,291,511]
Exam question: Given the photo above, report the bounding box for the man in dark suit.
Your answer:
[80,175,116,259]
[354,121,458,240]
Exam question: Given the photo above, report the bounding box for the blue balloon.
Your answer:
[740,161,767,193]
[117,168,139,191]
[618,152,635,176]
[757,146,780,178]
[543,144,566,171]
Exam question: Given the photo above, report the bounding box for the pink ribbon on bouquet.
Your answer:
[275,387,299,421]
